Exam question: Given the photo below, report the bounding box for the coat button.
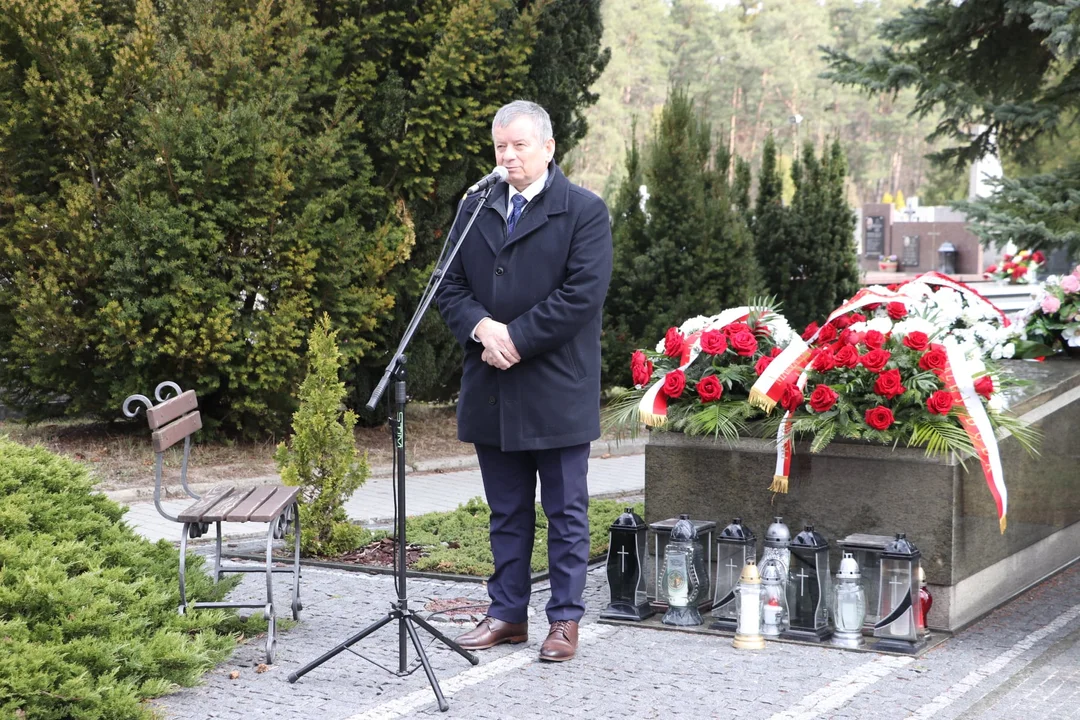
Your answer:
[488,395,497,405]
[495,266,504,276]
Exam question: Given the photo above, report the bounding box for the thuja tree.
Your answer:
[275,315,368,556]
[0,0,609,432]
[753,135,795,310]
[0,0,411,434]
[602,91,759,386]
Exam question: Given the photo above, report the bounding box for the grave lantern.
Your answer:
[759,558,789,638]
[831,552,866,648]
[732,560,765,650]
[761,517,792,587]
[710,517,756,632]
[601,507,653,621]
[648,515,715,613]
[918,566,933,637]
[838,533,894,632]
[872,533,926,653]
[784,525,832,642]
[937,242,957,276]
[659,516,707,626]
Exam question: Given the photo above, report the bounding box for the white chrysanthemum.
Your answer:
[768,316,794,346]
[1001,342,1016,359]
[866,316,894,334]
[900,281,934,299]
[990,344,1003,360]
[988,393,1008,413]
[848,321,868,334]
[892,316,937,338]
[655,338,666,354]
[866,285,891,296]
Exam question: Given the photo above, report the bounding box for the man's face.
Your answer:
[493,115,555,192]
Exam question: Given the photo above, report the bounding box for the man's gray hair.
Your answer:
[492,100,553,143]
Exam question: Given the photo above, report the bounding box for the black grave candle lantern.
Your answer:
[648,515,715,613]
[872,533,926,654]
[782,525,833,642]
[601,507,654,621]
[709,517,756,632]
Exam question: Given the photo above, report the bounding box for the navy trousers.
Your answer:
[474,443,591,624]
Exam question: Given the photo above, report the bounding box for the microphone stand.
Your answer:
[288,187,493,710]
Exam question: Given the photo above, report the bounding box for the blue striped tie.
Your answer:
[507,194,527,236]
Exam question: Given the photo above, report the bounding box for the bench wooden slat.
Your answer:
[152,411,202,453]
[177,483,236,522]
[200,488,257,522]
[147,390,199,430]
[225,485,279,522]
[247,486,301,522]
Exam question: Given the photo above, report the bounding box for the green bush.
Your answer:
[405,497,645,576]
[275,316,368,556]
[0,438,244,720]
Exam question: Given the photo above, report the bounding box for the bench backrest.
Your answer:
[147,389,202,453]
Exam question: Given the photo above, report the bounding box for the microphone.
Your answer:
[466,166,508,194]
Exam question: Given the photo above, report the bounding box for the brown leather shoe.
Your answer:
[454,616,529,650]
[539,620,578,662]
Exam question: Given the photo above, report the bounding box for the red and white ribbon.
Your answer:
[939,343,1008,533]
[907,271,1010,327]
[638,307,753,426]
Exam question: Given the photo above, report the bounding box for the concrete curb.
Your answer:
[100,434,648,505]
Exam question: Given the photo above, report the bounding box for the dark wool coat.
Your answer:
[436,163,613,452]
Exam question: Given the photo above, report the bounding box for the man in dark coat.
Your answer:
[436,100,612,662]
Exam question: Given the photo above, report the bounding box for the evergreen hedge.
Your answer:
[0,438,244,720]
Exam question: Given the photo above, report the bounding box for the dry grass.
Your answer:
[0,403,466,491]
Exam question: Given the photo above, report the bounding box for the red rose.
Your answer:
[817,324,838,344]
[833,315,852,330]
[887,302,907,320]
[661,369,686,398]
[835,345,859,368]
[808,385,838,413]
[1032,251,1046,264]
[771,347,783,358]
[696,375,723,403]
[860,348,892,373]
[664,327,684,358]
[864,405,895,431]
[864,330,886,349]
[700,329,728,355]
[887,284,900,292]
[926,390,954,415]
[802,321,819,341]
[975,375,994,399]
[779,382,804,412]
[630,350,653,387]
[1002,253,1013,262]
[729,330,759,357]
[903,331,929,352]
[873,368,906,399]
[919,346,948,372]
[864,303,880,313]
[1011,265,1028,279]
[811,348,836,373]
[755,355,774,376]
[984,264,997,275]
[839,328,857,345]
[850,313,867,323]
[722,322,752,337]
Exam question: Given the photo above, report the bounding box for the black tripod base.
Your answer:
[288,604,479,712]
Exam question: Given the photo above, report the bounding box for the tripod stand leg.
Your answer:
[403,617,450,712]
[410,613,480,665]
[288,611,396,683]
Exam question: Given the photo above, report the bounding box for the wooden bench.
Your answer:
[123,381,301,663]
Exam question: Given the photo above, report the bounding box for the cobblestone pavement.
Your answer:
[155,556,1079,720]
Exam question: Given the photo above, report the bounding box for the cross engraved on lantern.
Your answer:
[601,508,654,621]
[782,525,833,643]
[710,518,757,633]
